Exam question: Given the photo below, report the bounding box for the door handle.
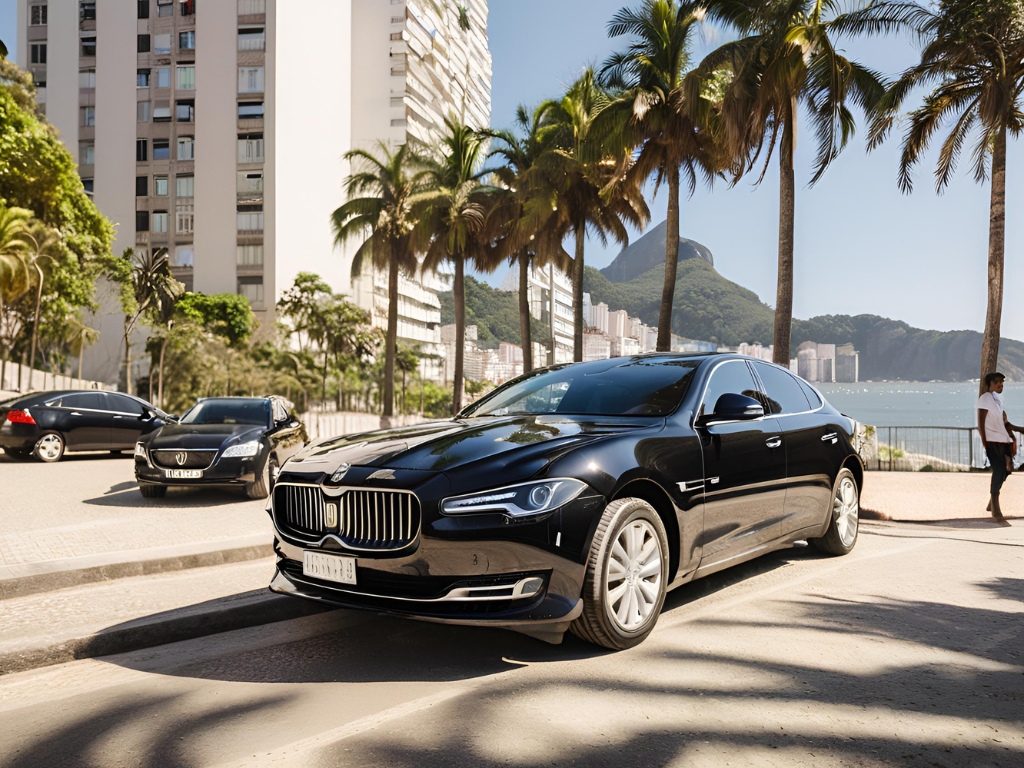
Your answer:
[821,432,838,443]
[765,436,782,449]
[112,415,123,420]
[70,412,82,416]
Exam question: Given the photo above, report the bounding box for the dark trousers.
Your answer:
[986,442,1011,495]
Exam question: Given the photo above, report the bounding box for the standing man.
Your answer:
[978,372,1023,526]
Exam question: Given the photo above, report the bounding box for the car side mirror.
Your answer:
[700,393,764,425]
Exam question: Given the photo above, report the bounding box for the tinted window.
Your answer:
[798,379,823,408]
[61,392,107,410]
[702,361,760,415]
[753,363,811,415]
[180,399,270,426]
[463,359,700,418]
[108,393,146,415]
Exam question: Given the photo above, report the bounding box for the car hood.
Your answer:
[287,415,661,474]
[147,423,264,450]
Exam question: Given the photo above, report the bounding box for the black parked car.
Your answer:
[135,396,307,499]
[268,354,864,650]
[0,390,173,462]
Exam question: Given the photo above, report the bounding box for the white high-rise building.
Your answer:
[17,0,491,385]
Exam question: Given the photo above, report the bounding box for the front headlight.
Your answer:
[441,478,587,518]
[134,441,147,458]
[221,440,261,458]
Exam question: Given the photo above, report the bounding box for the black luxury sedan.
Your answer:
[268,354,864,650]
[135,396,307,499]
[0,390,174,462]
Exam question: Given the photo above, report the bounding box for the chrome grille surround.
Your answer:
[151,449,218,470]
[272,482,421,552]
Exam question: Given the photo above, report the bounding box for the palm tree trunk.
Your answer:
[382,256,399,429]
[78,344,84,387]
[158,336,167,408]
[772,108,796,368]
[658,164,682,352]
[453,257,466,415]
[979,126,1007,394]
[573,222,585,362]
[123,319,133,395]
[29,266,43,390]
[518,251,533,372]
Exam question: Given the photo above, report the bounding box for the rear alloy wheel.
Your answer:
[140,484,168,498]
[246,456,276,500]
[811,468,859,556]
[33,433,65,463]
[571,497,669,650]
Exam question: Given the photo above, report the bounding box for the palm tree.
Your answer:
[332,142,430,428]
[0,206,32,388]
[416,115,500,415]
[536,69,651,362]
[864,0,1024,392]
[690,0,887,366]
[603,0,730,351]
[122,248,183,395]
[20,224,63,384]
[66,315,99,387]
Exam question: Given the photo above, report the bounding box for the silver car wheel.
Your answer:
[35,434,64,462]
[605,518,663,632]
[833,475,859,548]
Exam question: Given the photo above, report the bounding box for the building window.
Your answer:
[238,0,267,14]
[81,37,96,57]
[238,102,264,118]
[79,69,96,89]
[154,34,172,54]
[138,0,150,19]
[175,204,194,234]
[30,44,47,64]
[237,244,263,266]
[136,139,148,162]
[238,278,264,305]
[82,178,94,194]
[137,101,150,122]
[175,175,194,198]
[177,136,194,160]
[80,2,97,21]
[154,176,168,195]
[237,211,263,233]
[153,139,170,160]
[390,32,403,41]
[238,27,265,51]
[136,211,150,232]
[155,68,171,88]
[30,5,48,25]
[136,176,148,196]
[174,245,194,267]
[180,0,195,16]
[138,34,151,53]
[81,106,95,127]
[152,104,171,122]
[137,69,151,87]
[238,67,264,94]
[176,65,195,90]
[175,100,194,122]
[80,142,94,165]
[237,171,263,198]
[156,0,173,17]
[153,212,169,233]
[179,31,195,50]
[237,133,264,163]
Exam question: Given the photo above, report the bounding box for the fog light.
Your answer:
[516,577,545,598]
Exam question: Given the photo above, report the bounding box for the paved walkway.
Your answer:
[861,470,1024,524]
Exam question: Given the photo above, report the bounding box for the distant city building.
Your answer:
[793,340,858,382]
[583,332,611,362]
[502,263,575,364]
[835,343,860,383]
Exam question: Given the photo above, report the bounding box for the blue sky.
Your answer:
[2,3,1020,339]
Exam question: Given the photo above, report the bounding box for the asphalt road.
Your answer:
[0,519,1020,767]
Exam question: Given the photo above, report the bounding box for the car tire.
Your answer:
[33,433,66,463]
[246,456,276,500]
[810,468,859,556]
[139,484,167,498]
[570,497,669,651]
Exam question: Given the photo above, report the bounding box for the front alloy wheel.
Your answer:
[571,497,668,650]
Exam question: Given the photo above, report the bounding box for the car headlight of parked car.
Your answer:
[441,478,587,518]
[221,440,261,459]
[134,441,147,459]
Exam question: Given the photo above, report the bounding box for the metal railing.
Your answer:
[862,425,1016,472]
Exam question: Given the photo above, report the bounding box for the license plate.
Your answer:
[303,551,357,585]
[165,469,203,479]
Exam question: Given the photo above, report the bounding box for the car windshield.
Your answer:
[180,399,269,426]
[461,358,701,418]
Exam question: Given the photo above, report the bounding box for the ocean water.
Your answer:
[816,381,1024,428]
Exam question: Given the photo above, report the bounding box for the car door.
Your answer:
[695,360,787,569]
[751,362,834,536]
[106,393,149,448]
[56,392,111,450]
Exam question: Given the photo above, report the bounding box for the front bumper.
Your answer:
[135,454,258,485]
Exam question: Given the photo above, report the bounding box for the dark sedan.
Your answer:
[0,390,173,462]
[268,353,864,650]
[135,396,306,499]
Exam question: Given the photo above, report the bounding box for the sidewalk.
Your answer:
[860,470,1024,524]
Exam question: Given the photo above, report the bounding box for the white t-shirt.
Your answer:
[978,391,1009,443]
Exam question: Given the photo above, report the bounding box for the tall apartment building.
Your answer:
[17,0,491,385]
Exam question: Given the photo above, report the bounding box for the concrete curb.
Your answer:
[0,590,329,677]
[0,537,273,601]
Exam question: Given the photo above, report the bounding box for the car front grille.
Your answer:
[151,449,218,470]
[273,484,420,551]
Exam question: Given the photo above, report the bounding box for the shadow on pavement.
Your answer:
[84,484,255,508]
[0,451,132,464]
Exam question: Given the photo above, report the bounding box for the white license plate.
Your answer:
[165,469,203,479]
[303,551,357,585]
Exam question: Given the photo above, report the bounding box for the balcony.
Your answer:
[237,0,266,15]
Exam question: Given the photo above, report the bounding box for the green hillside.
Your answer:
[439,276,550,349]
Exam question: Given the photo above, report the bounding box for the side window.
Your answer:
[753,363,811,415]
[798,378,822,409]
[702,361,760,415]
[108,393,146,415]
[62,392,107,410]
